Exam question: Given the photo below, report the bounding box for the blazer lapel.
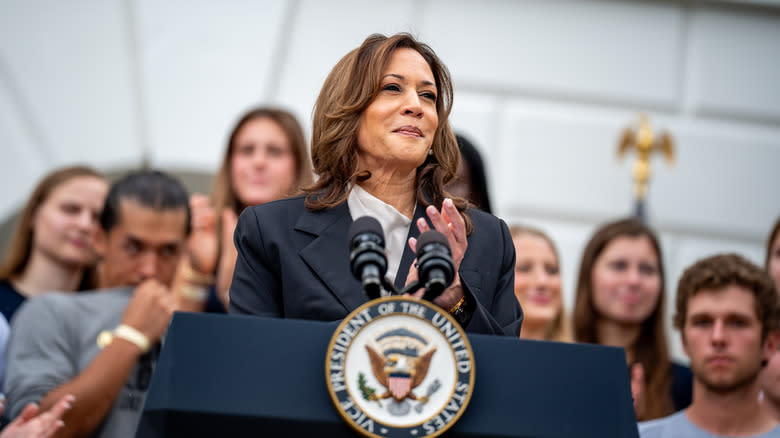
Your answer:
[393,203,426,291]
[295,203,366,313]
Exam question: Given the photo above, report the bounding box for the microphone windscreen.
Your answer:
[348,216,384,244]
[416,230,450,257]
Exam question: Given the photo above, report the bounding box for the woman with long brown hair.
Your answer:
[175,107,312,311]
[0,165,107,320]
[227,33,522,335]
[573,217,691,421]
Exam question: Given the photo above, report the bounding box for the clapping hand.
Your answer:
[405,198,468,311]
[630,362,645,419]
[0,394,74,438]
[187,194,219,275]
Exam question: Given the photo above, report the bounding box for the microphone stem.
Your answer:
[399,281,421,295]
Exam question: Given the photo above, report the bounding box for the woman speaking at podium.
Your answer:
[228,33,522,336]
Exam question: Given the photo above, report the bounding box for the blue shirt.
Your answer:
[640,411,780,438]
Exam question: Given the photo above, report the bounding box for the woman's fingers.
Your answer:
[424,199,465,242]
[408,237,417,254]
[440,198,466,244]
[189,193,216,231]
[404,237,420,288]
[42,419,66,438]
[189,193,209,208]
[222,209,239,239]
[421,199,467,271]
[17,403,40,422]
[424,205,447,234]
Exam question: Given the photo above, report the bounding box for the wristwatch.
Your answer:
[449,296,470,325]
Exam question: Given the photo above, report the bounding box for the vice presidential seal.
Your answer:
[325,296,475,438]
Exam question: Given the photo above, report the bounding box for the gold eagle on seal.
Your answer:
[365,328,437,404]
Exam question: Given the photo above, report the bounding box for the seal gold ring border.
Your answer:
[325,295,475,438]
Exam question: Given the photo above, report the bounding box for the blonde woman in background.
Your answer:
[510,225,571,342]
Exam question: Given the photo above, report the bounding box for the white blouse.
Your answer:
[347,185,413,289]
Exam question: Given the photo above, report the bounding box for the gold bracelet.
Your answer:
[178,284,209,302]
[448,296,466,314]
[181,263,214,286]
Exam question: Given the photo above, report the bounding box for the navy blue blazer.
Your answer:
[228,196,523,336]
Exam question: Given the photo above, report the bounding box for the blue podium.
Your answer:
[136,312,638,437]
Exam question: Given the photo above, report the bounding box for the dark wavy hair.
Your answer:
[305,33,472,233]
[454,134,492,214]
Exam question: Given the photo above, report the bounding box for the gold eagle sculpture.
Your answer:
[617,113,675,200]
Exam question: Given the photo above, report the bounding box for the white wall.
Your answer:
[1,0,779,360]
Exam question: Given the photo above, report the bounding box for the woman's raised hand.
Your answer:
[187,193,219,275]
[405,198,467,311]
[215,207,240,309]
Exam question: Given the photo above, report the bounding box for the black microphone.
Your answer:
[415,230,455,301]
[348,216,389,300]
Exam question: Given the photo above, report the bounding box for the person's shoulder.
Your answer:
[638,411,688,438]
[465,207,510,241]
[71,286,134,306]
[0,279,24,301]
[670,361,694,410]
[466,207,506,229]
[0,279,26,320]
[243,195,307,220]
[766,424,780,437]
[237,196,308,236]
[465,206,495,221]
[9,291,75,334]
[17,287,131,320]
[16,290,73,314]
[671,361,692,376]
[0,279,18,293]
[256,195,306,211]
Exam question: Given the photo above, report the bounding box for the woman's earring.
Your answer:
[428,148,433,156]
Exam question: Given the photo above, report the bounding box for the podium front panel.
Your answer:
[137,312,638,437]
